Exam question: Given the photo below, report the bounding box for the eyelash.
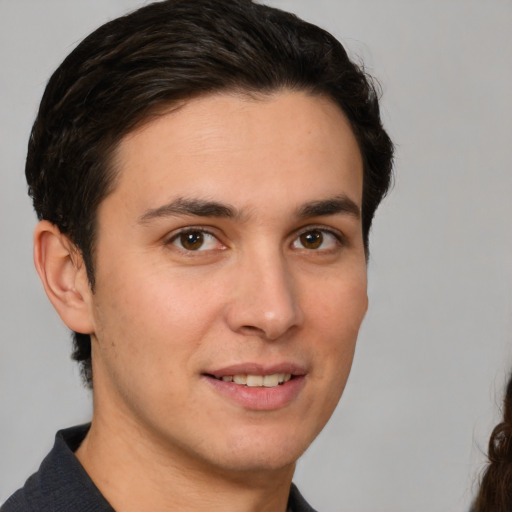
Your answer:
[166,225,346,253]
[167,227,225,253]
[292,225,345,252]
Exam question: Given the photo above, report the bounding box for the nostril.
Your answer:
[238,325,266,337]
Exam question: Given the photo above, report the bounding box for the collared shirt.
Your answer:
[2,425,317,512]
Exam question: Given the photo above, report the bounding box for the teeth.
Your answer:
[219,373,292,388]
[263,374,279,387]
[233,375,247,385]
[247,375,263,387]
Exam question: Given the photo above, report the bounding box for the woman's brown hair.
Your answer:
[473,374,512,511]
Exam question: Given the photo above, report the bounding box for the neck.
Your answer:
[75,412,295,512]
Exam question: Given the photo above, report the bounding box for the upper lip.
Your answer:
[204,362,307,379]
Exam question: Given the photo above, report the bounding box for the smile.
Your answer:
[212,373,292,387]
[203,365,306,410]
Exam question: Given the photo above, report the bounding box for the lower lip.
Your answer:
[204,376,306,411]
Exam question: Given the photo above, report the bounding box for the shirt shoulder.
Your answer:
[1,470,45,512]
[1,488,31,512]
[1,425,114,512]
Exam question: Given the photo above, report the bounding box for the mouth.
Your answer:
[202,364,306,410]
[206,373,293,388]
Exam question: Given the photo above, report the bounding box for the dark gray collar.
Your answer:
[2,424,317,512]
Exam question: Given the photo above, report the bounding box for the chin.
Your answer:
[206,427,313,474]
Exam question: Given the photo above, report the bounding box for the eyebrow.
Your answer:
[138,197,238,223]
[297,195,361,219]
[138,194,360,224]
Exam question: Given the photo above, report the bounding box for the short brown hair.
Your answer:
[26,0,394,386]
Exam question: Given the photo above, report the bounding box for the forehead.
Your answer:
[107,90,363,217]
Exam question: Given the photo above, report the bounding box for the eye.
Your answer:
[292,229,341,251]
[169,229,223,251]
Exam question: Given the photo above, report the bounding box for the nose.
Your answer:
[225,248,303,341]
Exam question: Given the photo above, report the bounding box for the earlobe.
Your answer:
[34,220,95,334]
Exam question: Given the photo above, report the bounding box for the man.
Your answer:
[2,0,393,510]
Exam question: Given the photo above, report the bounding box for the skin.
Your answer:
[36,90,368,512]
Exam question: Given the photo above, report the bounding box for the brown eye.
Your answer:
[292,229,340,251]
[170,230,223,252]
[299,230,323,249]
[180,231,204,250]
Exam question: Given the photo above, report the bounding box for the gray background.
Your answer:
[1,1,511,510]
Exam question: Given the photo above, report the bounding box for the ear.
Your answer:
[33,220,95,334]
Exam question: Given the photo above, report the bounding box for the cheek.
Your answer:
[305,271,368,341]
[91,264,227,369]
[89,263,234,423]
[304,272,367,389]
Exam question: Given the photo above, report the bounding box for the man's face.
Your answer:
[86,91,367,475]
